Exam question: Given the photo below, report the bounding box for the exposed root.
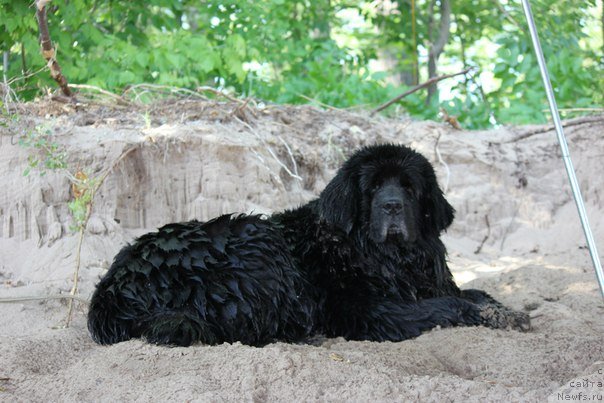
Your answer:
[234,115,302,181]
[474,215,491,254]
[434,129,450,193]
[506,115,604,142]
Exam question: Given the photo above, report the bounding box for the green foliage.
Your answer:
[487,0,602,125]
[16,122,95,232]
[68,174,99,232]
[68,195,91,232]
[0,0,601,128]
[18,125,68,176]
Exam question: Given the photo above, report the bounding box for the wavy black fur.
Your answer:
[88,144,529,346]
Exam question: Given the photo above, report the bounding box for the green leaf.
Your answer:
[493,63,508,75]
[518,54,533,74]
[225,34,247,59]
[134,52,149,68]
[118,70,136,85]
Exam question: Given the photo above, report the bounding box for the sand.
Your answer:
[0,101,602,402]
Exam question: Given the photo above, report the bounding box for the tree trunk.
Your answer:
[377,48,416,87]
[427,0,451,104]
[36,0,72,97]
[314,0,331,39]
[410,0,418,85]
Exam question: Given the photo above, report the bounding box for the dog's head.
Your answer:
[318,144,454,244]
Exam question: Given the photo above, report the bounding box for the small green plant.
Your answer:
[68,196,91,231]
[18,124,99,233]
[18,124,109,327]
[16,123,92,326]
[68,171,100,232]
[18,125,67,176]
[0,107,17,126]
[142,110,152,130]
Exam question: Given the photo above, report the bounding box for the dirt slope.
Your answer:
[1,101,602,402]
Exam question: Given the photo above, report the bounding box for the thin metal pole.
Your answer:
[520,0,604,298]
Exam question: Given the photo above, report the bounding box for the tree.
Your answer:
[0,0,601,128]
[426,0,451,103]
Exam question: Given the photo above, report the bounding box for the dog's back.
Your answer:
[87,215,315,346]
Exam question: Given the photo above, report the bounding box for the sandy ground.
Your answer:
[0,101,603,402]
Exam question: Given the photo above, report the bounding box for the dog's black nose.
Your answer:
[382,200,403,215]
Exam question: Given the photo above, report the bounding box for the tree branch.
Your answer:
[370,67,472,116]
[35,0,72,97]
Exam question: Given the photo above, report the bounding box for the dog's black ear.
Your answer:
[423,181,455,234]
[317,169,360,234]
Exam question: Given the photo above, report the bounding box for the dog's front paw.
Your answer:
[479,304,531,332]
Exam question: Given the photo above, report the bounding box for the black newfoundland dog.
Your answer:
[88,144,529,346]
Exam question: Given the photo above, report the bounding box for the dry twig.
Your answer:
[6,65,48,86]
[124,83,208,102]
[69,84,130,105]
[0,294,89,304]
[296,93,342,111]
[196,86,244,104]
[231,97,257,121]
